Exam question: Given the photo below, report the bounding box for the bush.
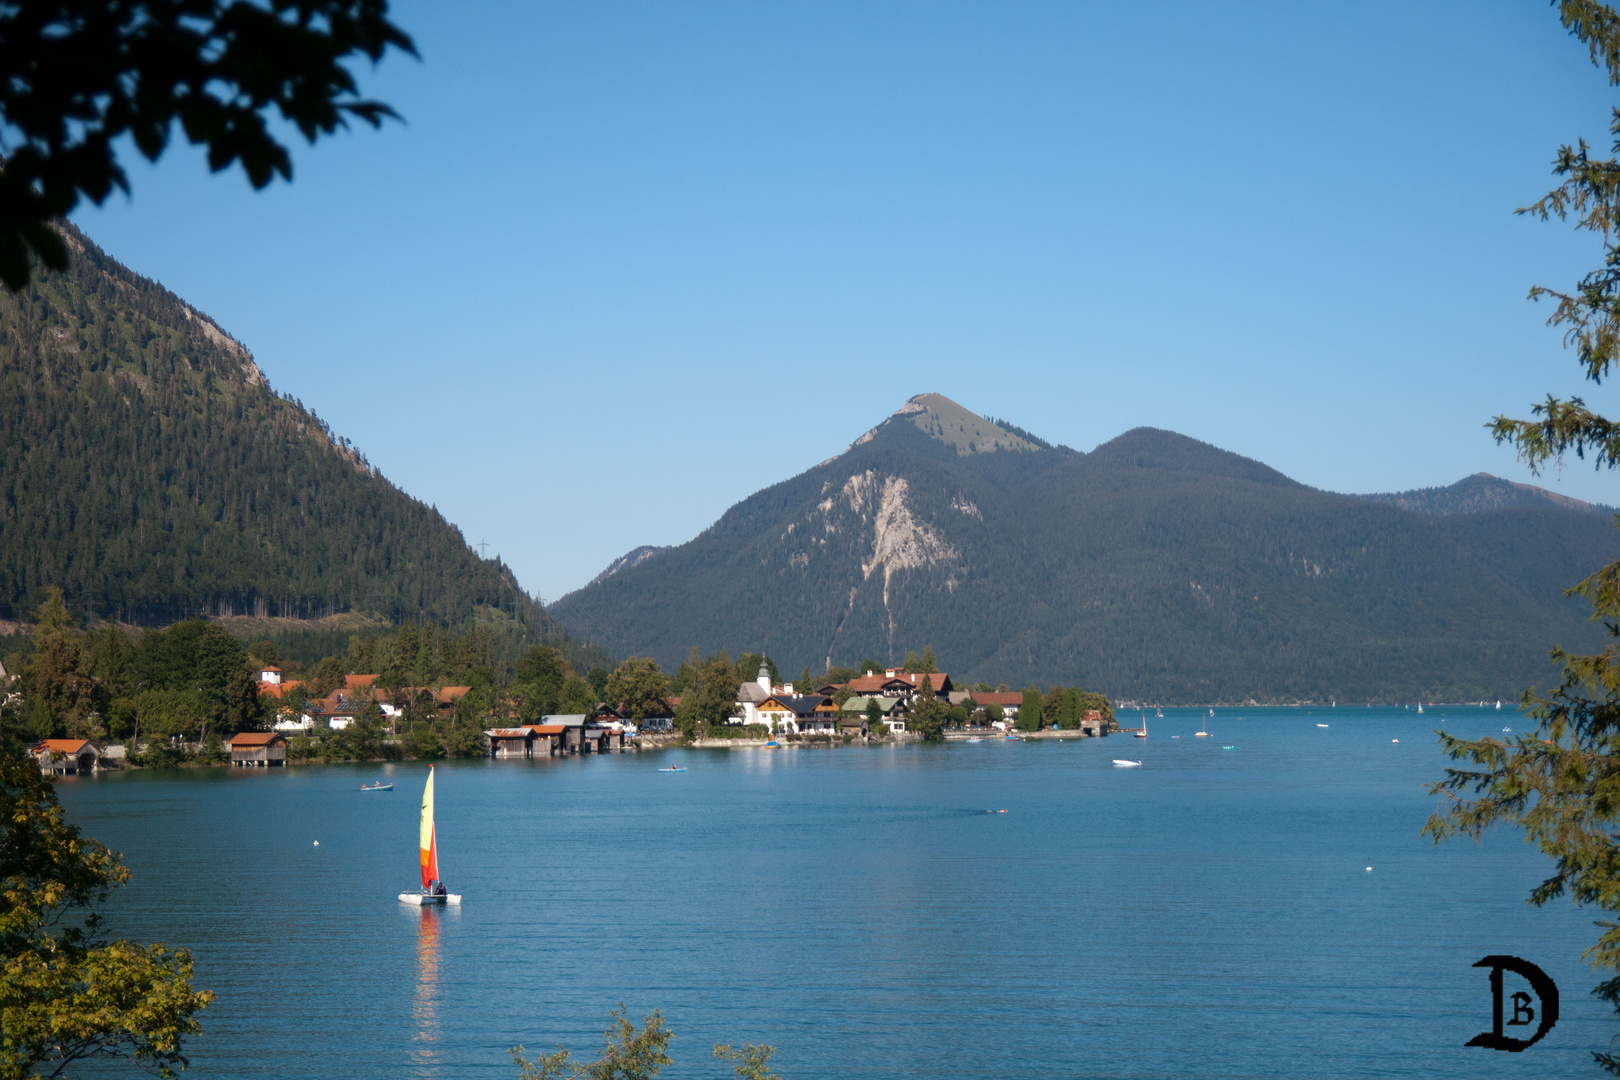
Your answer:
[129,740,196,769]
[406,725,445,760]
[700,722,771,740]
[444,721,484,758]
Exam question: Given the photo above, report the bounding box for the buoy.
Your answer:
[1365,866,1372,872]
[313,840,320,846]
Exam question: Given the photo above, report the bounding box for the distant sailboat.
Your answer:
[1416,703,1424,714]
[1195,710,1209,737]
[1135,711,1147,739]
[400,766,460,906]
[1496,700,1502,710]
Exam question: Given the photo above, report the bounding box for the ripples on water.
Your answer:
[57,707,1605,1078]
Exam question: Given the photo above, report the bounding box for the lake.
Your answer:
[56,706,1608,1078]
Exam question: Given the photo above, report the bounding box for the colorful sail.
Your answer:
[419,766,439,889]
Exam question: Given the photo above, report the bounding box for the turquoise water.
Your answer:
[57,706,1609,1078]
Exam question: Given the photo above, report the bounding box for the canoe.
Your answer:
[657,767,687,772]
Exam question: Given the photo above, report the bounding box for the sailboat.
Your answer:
[1195,709,1210,737]
[399,766,461,906]
[1495,700,1502,710]
[1135,710,1147,738]
[1417,703,1424,714]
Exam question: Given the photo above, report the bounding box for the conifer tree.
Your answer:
[1018,686,1041,732]
[1428,4,1620,1071]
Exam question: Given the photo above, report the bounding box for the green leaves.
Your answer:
[509,1009,782,1080]
[0,0,417,290]
[511,1006,673,1080]
[603,658,671,722]
[0,750,211,1078]
[1440,10,1620,1067]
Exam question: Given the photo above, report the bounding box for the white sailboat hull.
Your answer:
[399,892,462,906]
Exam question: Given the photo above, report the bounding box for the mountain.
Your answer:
[551,393,1619,703]
[0,225,608,670]
[588,545,672,588]
[1356,473,1614,516]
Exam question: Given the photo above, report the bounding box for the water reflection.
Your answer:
[409,908,441,1075]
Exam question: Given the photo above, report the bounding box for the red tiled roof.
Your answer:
[969,692,1025,707]
[33,738,92,754]
[894,672,950,689]
[226,732,285,746]
[846,674,908,694]
[525,724,567,734]
[345,674,380,689]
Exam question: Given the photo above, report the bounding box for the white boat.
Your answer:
[1416,703,1424,714]
[1135,711,1147,739]
[1112,759,1142,768]
[1156,707,1163,718]
[1496,700,1502,710]
[1195,710,1209,737]
[399,766,461,906]
[1316,723,1328,728]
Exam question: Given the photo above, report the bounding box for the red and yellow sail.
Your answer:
[419,766,439,889]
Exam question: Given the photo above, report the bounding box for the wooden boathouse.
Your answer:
[31,739,99,775]
[226,731,288,767]
[483,727,536,758]
[482,717,626,758]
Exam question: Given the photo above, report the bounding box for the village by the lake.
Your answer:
[11,4,1620,1079]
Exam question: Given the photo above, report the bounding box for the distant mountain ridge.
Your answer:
[0,225,608,671]
[588,545,672,588]
[552,395,1618,703]
[1355,472,1614,516]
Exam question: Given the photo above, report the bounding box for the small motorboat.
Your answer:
[1112,759,1142,768]
[1316,724,1328,728]
[763,740,781,748]
[1222,745,1235,750]
[657,767,687,772]
[362,782,393,791]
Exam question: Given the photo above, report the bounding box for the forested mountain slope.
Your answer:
[551,395,1619,703]
[1356,472,1613,516]
[0,225,606,671]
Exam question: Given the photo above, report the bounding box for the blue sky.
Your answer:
[72,1,1620,601]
